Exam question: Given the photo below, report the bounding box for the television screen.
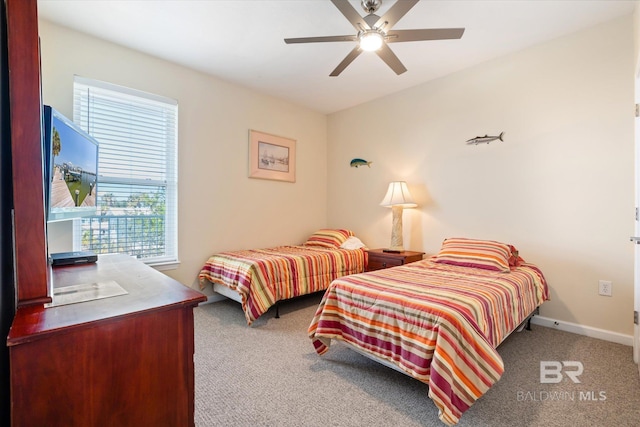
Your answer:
[43,105,99,222]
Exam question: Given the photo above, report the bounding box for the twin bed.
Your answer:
[198,229,367,325]
[199,234,548,425]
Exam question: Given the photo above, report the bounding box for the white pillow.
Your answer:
[340,236,367,250]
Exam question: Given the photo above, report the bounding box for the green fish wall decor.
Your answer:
[350,158,372,168]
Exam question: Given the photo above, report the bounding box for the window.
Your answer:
[73,76,178,266]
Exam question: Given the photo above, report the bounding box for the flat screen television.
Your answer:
[43,105,99,222]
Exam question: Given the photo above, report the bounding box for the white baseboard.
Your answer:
[531,315,633,347]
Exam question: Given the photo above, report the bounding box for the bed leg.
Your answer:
[526,307,539,331]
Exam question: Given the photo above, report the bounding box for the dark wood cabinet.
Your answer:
[3,1,207,425]
[366,249,425,272]
[7,254,206,426]
[6,0,50,307]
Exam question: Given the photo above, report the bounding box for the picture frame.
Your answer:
[248,130,296,183]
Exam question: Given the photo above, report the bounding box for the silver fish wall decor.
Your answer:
[466,131,505,145]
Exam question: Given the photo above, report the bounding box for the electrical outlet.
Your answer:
[598,280,612,297]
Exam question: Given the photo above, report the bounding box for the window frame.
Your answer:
[72,76,179,268]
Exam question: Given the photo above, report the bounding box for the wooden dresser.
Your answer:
[4,2,206,425]
[7,254,206,426]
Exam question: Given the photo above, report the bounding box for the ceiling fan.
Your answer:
[284,0,465,76]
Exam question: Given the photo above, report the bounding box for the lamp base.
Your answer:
[382,248,403,253]
[389,205,405,252]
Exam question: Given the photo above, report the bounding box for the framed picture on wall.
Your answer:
[249,130,296,183]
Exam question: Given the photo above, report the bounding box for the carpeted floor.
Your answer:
[193,294,640,427]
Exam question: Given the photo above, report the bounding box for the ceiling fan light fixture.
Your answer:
[359,30,384,52]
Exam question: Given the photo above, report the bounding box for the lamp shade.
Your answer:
[380,181,417,208]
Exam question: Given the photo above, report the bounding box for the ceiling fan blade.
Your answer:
[374,0,419,30]
[330,46,363,77]
[285,35,357,44]
[386,28,465,43]
[331,0,370,30]
[376,43,407,75]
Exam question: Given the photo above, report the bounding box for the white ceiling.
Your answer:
[37,0,636,114]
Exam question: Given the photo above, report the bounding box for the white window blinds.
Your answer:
[73,76,178,265]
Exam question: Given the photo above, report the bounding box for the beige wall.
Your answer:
[635,1,640,73]
[327,16,635,336]
[39,21,328,288]
[39,15,636,337]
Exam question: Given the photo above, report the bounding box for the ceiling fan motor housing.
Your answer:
[363,13,383,30]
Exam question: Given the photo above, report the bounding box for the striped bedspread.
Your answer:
[199,245,367,325]
[308,259,548,425]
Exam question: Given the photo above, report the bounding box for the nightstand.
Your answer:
[366,249,425,272]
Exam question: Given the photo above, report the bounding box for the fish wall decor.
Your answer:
[466,131,505,145]
[350,158,372,168]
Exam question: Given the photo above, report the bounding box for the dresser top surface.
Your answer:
[8,254,206,345]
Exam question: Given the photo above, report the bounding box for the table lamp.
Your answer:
[380,181,417,252]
